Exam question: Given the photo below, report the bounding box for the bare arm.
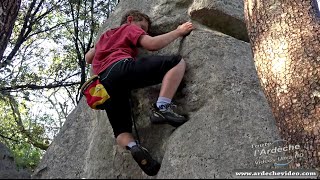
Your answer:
[85,48,95,64]
[139,22,194,51]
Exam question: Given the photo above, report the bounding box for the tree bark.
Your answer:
[0,0,21,61]
[244,0,320,168]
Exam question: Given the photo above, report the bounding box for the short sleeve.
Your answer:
[125,24,148,46]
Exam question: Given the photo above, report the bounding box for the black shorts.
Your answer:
[99,55,182,138]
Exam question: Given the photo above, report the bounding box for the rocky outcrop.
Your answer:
[0,142,30,179]
[33,0,281,179]
[188,0,249,42]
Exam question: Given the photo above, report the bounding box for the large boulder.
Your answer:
[33,0,282,179]
[0,143,30,179]
[188,0,249,42]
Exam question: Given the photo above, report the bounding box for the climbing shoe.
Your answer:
[150,103,187,127]
[129,144,160,176]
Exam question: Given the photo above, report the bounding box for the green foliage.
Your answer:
[0,97,46,169]
[1,0,119,171]
[10,142,43,169]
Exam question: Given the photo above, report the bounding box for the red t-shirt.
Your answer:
[92,24,147,75]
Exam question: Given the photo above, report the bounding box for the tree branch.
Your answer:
[0,133,20,143]
[8,95,49,150]
[1,81,81,92]
[30,0,45,22]
[0,0,63,69]
[0,0,22,61]
[0,0,41,69]
[64,85,76,106]
[87,0,95,52]
[26,20,73,40]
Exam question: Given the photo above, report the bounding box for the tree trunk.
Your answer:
[244,0,320,168]
[0,0,21,61]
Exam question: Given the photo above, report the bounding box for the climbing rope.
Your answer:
[129,96,141,144]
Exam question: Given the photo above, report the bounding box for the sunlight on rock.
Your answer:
[271,57,287,80]
[258,21,292,97]
[303,121,317,133]
[247,0,253,17]
[312,90,320,98]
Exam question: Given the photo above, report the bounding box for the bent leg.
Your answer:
[159,58,186,99]
[122,55,183,90]
[100,59,161,176]
[110,55,187,127]
[103,89,135,149]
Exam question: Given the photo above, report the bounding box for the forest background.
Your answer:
[0,0,119,170]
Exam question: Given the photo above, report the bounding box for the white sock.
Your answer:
[127,141,137,149]
[156,97,172,110]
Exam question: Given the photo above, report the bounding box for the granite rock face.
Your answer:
[0,143,31,179]
[32,0,281,179]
